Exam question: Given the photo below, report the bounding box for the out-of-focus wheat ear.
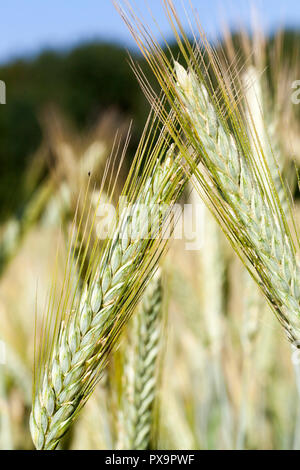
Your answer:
[236,269,263,450]
[189,184,233,448]
[202,209,233,448]
[0,180,54,277]
[242,66,290,213]
[119,268,163,450]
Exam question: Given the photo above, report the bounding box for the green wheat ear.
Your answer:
[173,62,300,342]
[116,0,300,345]
[30,113,187,450]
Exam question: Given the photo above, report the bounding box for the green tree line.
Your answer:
[0,32,299,221]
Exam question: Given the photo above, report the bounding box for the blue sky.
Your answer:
[1,0,300,64]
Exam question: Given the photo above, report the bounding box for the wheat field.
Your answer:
[2,0,300,450]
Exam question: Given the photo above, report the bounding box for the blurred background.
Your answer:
[2,0,300,450]
[1,0,300,221]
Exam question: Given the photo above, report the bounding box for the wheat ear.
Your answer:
[117,0,300,342]
[0,180,54,276]
[173,62,300,343]
[121,268,163,450]
[30,141,183,450]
